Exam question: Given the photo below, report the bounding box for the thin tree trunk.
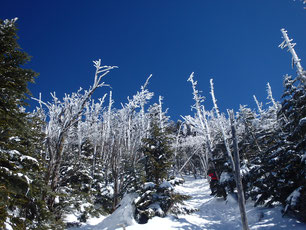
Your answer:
[210,79,235,172]
[92,144,97,179]
[178,146,201,173]
[229,110,250,230]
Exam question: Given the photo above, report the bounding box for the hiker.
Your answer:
[208,170,218,195]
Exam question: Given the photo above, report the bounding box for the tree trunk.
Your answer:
[92,144,97,179]
[229,110,250,230]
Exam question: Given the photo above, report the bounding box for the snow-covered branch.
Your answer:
[266,83,278,109]
[210,79,235,172]
[253,95,263,115]
[279,29,306,85]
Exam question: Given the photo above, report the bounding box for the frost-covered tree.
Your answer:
[279,29,306,85]
[210,79,235,172]
[105,76,155,210]
[181,73,225,178]
[33,59,116,219]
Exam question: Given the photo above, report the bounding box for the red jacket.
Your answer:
[208,173,218,180]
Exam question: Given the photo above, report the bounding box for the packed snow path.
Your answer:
[71,176,306,230]
[166,176,306,230]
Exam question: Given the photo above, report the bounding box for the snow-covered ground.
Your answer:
[70,176,306,230]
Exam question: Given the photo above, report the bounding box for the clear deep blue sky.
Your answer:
[1,0,305,121]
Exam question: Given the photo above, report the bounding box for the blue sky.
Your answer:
[1,0,305,121]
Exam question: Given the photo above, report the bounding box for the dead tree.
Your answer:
[279,28,306,85]
[210,79,235,172]
[33,59,116,209]
[229,110,250,230]
[186,73,214,175]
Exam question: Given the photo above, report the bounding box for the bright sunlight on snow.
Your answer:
[70,176,306,230]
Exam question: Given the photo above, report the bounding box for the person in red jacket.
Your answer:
[208,170,218,195]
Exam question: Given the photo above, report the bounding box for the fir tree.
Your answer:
[0,18,55,229]
[237,105,261,161]
[141,120,173,185]
[278,75,306,221]
[133,105,177,224]
[250,30,306,222]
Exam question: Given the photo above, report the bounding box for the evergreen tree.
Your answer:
[249,76,305,217]
[249,30,306,222]
[278,75,306,221]
[237,105,261,161]
[141,121,173,185]
[0,18,54,229]
[134,106,178,224]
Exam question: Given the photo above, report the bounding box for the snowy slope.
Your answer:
[69,176,306,230]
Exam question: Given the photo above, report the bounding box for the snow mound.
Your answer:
[159,180,173,189]
[143,182,155,190]
[91,193,138,230]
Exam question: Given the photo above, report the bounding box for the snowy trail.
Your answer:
[165,176,306,230]
[70,176,306,230]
